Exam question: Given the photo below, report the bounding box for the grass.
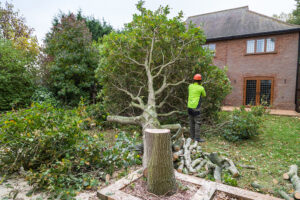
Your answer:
[201,114,300,195]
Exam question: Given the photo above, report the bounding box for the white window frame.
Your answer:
[246,38,276,54]
[246,40,255,54]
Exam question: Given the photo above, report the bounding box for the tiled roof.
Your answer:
[186,6,300,41]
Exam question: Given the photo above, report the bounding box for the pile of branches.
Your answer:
[172,137,239,182]
[279,164,300,200]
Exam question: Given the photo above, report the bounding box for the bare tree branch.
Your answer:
[107,115,142,125]
[155,77,186,96]
[152,38,195,79]
[158,110,181,117]
[157,88,173,109]
[112,83,145,110]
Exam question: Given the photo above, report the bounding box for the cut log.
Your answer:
[278,190,294,200]
[177,157,184,173]
[283,165,298,180]
[192,149,197,155]
[208,152,224,167]
[195,160,207,172]
[173,150,183,161]
[145,129,177,196]
[196,170,210,178]
[223,158,239,178]
[251,181,262,189]
[182,167,188,174]
[291,174,300,199]
[191,158,203,168]
[205,160,216,172]
[214,166,222,183]
[172,138,184,152]
[189,141,198,151]
[196,146,202,154]
[183,138,196,173]
[240,164,255,169]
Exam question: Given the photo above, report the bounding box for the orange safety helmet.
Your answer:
[193,74,202,80]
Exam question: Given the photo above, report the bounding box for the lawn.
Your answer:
[201,114,300,195]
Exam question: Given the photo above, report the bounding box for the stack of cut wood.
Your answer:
[279,164,300,200]
[172,137,239,182]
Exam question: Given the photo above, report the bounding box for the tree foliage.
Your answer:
[289,0,300,24]
[97,1,231,129]
[44,13,99,106]
[76,11,113,41]
[0,1,39,58]
[0,39,36,110]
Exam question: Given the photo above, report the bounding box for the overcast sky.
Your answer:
[2,0,296,44]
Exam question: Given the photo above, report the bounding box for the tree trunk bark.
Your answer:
[145,129,177,196]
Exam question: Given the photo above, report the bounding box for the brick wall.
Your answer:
[211,32,299,110]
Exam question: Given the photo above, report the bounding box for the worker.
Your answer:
[187,74,206,142]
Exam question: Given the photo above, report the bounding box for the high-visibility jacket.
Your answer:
[187,83,206,109]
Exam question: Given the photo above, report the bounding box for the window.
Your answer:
[202,43,216,56]
[266,38,275,52]
[256,39,265,53]
[246,38,275,54]
[247,40,255,53]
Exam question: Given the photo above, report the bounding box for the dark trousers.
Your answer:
[189,114,202,140]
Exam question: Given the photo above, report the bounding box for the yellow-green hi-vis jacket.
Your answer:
[188,83,206,109]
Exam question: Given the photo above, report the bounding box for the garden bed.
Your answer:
[122,178,199,200]
[98,168,282,200]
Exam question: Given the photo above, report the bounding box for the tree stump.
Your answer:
[145,129,177,196]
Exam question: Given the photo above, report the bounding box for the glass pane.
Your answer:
[246,80,257,105]
[209,44,216,56]
[256,39,265,53]
[266,38,275,52]
[202,45,208,49]
[209,44,216,51]
[247,40,255,53]
[260,80,272,106]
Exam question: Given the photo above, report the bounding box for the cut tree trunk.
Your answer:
[278,190,294,200]
[214,166,222,183]
[146,129,177,196]
[291,174,300,199]
[283,164,298,180]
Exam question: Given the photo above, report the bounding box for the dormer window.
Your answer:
[246,38,276,54]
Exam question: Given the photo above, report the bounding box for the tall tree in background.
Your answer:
[44,14,99,106]
[51,11,113,42]
[273,0,300,25]
[0,1,39,58]
[289,0,300,24]
[76,11,113,41]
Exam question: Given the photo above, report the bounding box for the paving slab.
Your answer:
[222,106,300,117]
[97,168,283,200]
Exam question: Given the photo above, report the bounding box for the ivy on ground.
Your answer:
[0,103,141,199]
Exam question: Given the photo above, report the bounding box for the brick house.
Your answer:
[186,6,300,111]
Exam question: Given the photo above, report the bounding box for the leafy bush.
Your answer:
[0,103,141,198]
[221,106,266,142]
[0,39,36,111]
[31,87,59,106]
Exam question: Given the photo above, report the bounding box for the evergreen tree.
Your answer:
[44,14,99,106]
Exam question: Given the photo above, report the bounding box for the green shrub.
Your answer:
[0,39,36,111]
[222,106,266,142]
[0,103,141,198]
[31,87,59,106]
